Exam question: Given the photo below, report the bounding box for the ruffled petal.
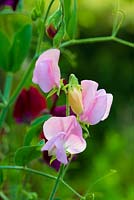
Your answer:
[81,80,98,113]
[55,138,68,164]
[86,95,107,125]
[65,134,86,154]
[43,116,82,140]
[37,49,60,65]
[32,60,54,93]
[101,94,113,121]
[32,49,61,93]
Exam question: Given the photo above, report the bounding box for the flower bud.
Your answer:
[68,86,83,115]
[46,24,57,39]
[45,9,62,39]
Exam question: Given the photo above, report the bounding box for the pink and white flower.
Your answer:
[32,49,61,93]
[80,80,113,125]
[41,116,86,164]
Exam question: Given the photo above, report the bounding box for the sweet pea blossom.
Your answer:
[41,116,86,164]
[79,80,113,125]
[13,86,47,123]
[32,49,61,93]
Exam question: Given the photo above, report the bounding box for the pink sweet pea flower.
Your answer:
[41,116,86,164]
[80,80,113,125]
[32,49,61,93]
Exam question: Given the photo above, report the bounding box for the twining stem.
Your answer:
[0,165,56,180]
[60,35,134,48]
[0,73,13,128]
[0,165,85,199]
[84,170,117,198]
[49,164,64,200]
[66,94,70,116]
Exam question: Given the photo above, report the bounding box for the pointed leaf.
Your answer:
[9,24,32,72]
[0,31,10,71]
[31,114,51,126]
[14,141,45,166]
[24,114,51,146]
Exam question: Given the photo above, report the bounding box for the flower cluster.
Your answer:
[32,49,113,165]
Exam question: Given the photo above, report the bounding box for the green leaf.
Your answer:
[14,141,45,166]
[31,114,51,126]
[0,31,10,71]
[0,170,3,185]
[9,24,32,72]
[67,0,77,39]
[24,114,51,146]
[64,0,71,25]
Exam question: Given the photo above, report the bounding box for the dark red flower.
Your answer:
[13,86,47,124]
[0,0,19,10]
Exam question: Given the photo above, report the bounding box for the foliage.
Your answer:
[0,0,134,199]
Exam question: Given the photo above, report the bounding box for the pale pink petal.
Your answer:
[32,60,54,93]
[86,95,107,125]
[37,49,60,88]
[55,138,68,164]
[37,49,60,65]
[43,117,65,140]
[96,89,106,96]
[81,80,98,113]
[43,116,82,140]
[65,134,86,154]
[41,136,57,153]
[101,94,113,121]
[51,63,60,87]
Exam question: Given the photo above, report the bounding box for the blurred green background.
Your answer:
[0,0,134,199]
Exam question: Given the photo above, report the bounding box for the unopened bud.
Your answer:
[46,9,62,39]
[68,86,83,115]
[46,24,57,39]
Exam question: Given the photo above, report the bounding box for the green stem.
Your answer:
[36,0,55,54]
[112,36,134,47]
[66,93,70,116]
[0,73,13,128]
[62,180,85,200]
[60,35,134,48]
[60,36,112,48]
[0,191,9,200]
[84,170,117,198]
[8,56,36,107]
[0,165,84,199]
[0,165,56,180]
[49,164,64,200]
